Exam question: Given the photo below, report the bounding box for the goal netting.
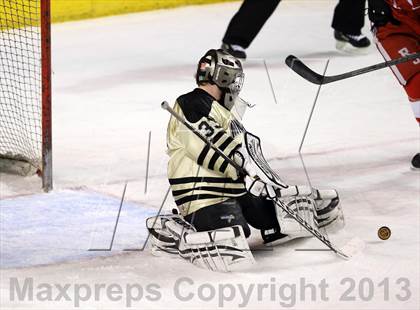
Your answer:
[0,0,52,190]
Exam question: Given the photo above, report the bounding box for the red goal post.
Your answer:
[0,0,52,191]
[41,0,52,191]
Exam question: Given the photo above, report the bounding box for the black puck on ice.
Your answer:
[378,226,391,240]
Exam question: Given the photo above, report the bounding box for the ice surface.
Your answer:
[1,190,156,268]
[0,1,419,309]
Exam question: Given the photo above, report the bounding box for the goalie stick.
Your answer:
[162,101,356,259]
[286,52,420,85]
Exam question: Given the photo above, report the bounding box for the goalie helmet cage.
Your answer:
[0,0,52,191]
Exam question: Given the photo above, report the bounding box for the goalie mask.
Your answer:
[196,49,244,110]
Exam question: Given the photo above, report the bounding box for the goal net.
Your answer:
[0,0,52,190]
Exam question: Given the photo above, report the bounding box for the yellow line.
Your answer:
[1,0,238,30]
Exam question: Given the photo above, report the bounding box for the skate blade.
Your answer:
[335,41,370,55]
[410,165,420,171]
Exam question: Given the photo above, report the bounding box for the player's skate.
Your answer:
[221,43,247,60]
[334,30,371,54]
[411,153,420,170]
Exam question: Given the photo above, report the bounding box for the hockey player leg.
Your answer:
[163,216,255,272]
[146,214,193,256]
[405,74,420,170]
[313,189,345,230]
[259,192,318,246]
[147,212,255,272]
[274,195,317,243]
[259,186,344,244]
[177,225,255,272]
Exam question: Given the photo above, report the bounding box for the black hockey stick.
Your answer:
[286,52,420,85]
[162,101,353,259]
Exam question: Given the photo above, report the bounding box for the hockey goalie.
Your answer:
[147,49,344,272]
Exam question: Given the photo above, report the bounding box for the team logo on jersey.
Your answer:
[220,214,235,223]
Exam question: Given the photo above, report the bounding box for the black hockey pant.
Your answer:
[184,193,280,238]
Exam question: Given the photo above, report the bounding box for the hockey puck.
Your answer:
[378,226,391,240]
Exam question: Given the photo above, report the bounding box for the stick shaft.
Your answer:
[286,52,420,85]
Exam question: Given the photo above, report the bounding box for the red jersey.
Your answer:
[386,0,420,34]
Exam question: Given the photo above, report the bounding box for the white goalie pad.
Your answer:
[271,189,345,245]
[146,214,187,256]
[146,215,255,272]
[178,225,255,272]
[276,196,317,239]
[313,189,345,230]
[276,188,345,230]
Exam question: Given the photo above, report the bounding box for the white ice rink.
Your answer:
[1,1,419,309]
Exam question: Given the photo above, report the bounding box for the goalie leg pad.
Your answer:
[147,214,255,272]
[179,225,255,272]
[274,196,317,240]
[313,189,345,229]
[146,214,194,256]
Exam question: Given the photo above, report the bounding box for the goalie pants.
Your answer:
[222,0,366,48]
[184,193,280,238]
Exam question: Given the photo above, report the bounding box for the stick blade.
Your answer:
[285,55,324,85]
[339,237,365,259]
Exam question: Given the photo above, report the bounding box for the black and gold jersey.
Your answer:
[167,88,247,216]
